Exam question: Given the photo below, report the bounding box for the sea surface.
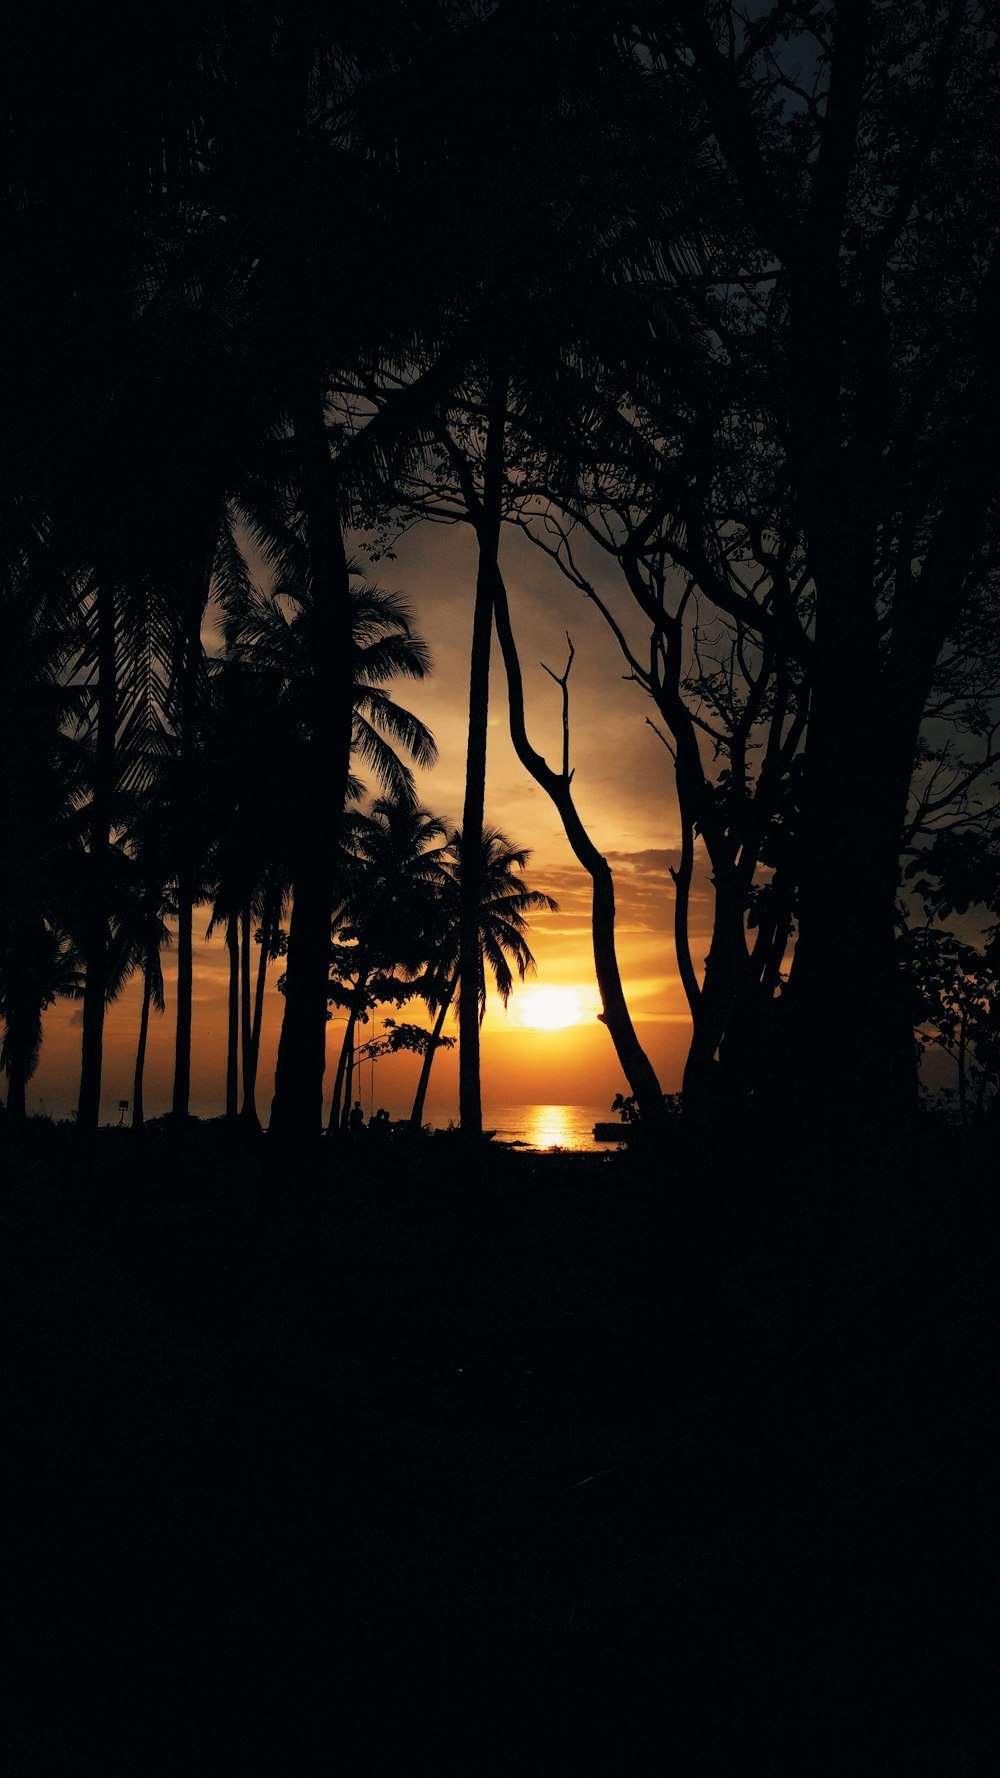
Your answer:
[480,1103,624,1153]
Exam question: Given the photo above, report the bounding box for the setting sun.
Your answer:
[515,986,588,1030]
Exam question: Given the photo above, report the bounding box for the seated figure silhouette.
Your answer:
[349,1101,366,1138]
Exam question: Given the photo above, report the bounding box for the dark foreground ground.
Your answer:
[1,1118,995,1774]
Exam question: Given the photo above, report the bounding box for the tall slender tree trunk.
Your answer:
[225,912,239,1123]
[172,878,194,1119]
[409,977,457,1128]
[242,886,278,1129]
[77,574,116,1133]
[457,582,492,1140]
[240,904,252,1114]
[132,954,154,1130]
[458,376,506,1140]
[270,386,354,1148]
[171,561,214,1123]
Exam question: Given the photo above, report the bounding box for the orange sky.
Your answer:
[28,523,709,1124]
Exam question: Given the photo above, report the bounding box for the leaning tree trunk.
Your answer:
[326,1015,354,1137]
[491,564,663,1123]
[339,1013,359,1135]
[77,573,117,1134]
[409,976,457,1128]
[457,375,506,1141]
[269,387,355,1147]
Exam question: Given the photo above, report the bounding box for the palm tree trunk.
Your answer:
[457,580,491,1138]
[458,374,506,1140]
[410,977,457,1127]
[77,574,116,1133]
[132,954,154,1130]
[225,911,239,1122]
[340,1013,358,1135]
[242,887,278,1129]
[239,903,254,1127]
[326,1016,354,1136]
[171,563,213,1122]
[6,1061,27,1122]
[270,385,354,1147]
[172,877,194,1118]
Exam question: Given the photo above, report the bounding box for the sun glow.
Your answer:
[515,986,588,1030]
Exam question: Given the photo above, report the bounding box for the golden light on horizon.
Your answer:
[515,986,590,1030]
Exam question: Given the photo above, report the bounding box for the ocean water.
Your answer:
[482,1103,625,1153]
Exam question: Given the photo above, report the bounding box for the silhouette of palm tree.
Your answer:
[409,826,556,1131]
[218,550,437,1127]
[222,554,437,803]
[326,797,451,1134]
[201,658,293,1126]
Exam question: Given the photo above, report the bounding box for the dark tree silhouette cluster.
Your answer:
[3,2,1000,1143]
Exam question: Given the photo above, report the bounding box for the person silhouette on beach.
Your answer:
[349,1101,366,1138]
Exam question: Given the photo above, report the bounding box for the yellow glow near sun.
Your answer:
[516,986,586,1030]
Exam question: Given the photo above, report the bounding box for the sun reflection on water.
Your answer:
[521,1104,577,1151]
